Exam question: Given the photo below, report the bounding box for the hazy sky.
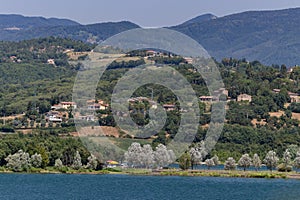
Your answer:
[0,0,299,27]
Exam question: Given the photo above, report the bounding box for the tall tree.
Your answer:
[30,153,42,168]
[252,154,262,171]
[189,147,202,170]
[224,157,236,170]
[205,159,215,170]
[86,154,98,170]
[178,152,191,170]
[282,149,292,172]
[154,144,175,168]
[124,142,143,168]
[212,155,220,166]
[264,150,279,172]
[141,144,154,169]
[72,151,82,170]
[238,154,252,171]
[293,150,300,172]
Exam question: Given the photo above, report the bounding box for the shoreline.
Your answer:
[1,168,300,179]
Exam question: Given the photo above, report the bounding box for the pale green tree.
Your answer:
[283,149,292,171]
[55,158,63,169]
[124,142,143,168]
[293,150,300,172]
[252,153,262,171]
[86,154,98,170]
[72,151,82,170]
[238,154,252,171]
[140,144,154,169]
[212,155,219,165]
[287,144,299,160]
[189,141,206,169]
[5,150,31,172]
[154,144,175,168]
[264,150,279,172]
[205,159,215,170]
[30,153,42,168]
[189,147,202,170]
[224,157,236,170]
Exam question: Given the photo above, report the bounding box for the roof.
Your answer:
[238,94,251,97]
[61,102,76,105]
[200,96,213,99]
[163,104,176,108]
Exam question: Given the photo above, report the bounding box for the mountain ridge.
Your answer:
[0,14,80,29]
[180,13,217,25]
[171,7,300,66]
[1,8,300,65]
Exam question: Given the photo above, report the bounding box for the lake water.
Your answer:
[0,174,300,200]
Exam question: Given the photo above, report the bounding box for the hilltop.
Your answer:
[180,13,217,25]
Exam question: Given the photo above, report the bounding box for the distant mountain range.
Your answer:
[0,14,79,29]
[0,14,139,43]
[171,8,300,66]
[0,8,300,66]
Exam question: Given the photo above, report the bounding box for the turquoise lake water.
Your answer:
[0,174,300,200]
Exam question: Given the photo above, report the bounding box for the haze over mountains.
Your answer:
[0,8,300,66]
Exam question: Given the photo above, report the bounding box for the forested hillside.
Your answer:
[0,37,94,114]
[1,38,300,162]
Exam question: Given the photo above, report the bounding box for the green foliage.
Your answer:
[149,56,186,65]
[238,154,252,171]
[30,153,42,168]
[0,133,90,169]
[178,152,191,170]
[224,157,236,170]
[107,59,145,70]
[264,150,279,172]
[288,103,300,113]
[0,125,14,133]
[5,150,31,172]
[72,151,82,170]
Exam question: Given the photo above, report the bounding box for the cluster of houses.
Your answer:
[128,97,177,112]
[44,87,300,124]
[199,87,300,104]
[272,89,300,103]
[77,99,109,122]
[145,50,174,58]
[46,100,109,123]
[200,88,231,102]
[199,88,252,103]
[46,102,77,122]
